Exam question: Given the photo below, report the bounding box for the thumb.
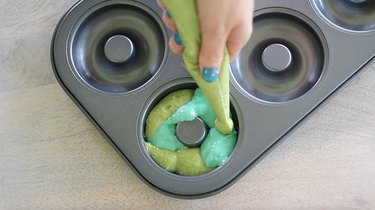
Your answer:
[199,28,227,83]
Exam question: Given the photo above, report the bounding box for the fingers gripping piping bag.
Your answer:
[145,0,237,176]
[163,0,234,134]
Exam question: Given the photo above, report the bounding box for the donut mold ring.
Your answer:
[144,88,237,176]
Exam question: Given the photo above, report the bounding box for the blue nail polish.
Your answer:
[174,33,183,46]
[202,67,219,83]
[166,10,172,18]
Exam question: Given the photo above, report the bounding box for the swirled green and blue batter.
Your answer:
[145,88,237,176]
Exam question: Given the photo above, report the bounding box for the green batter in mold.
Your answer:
[145,88,237,176]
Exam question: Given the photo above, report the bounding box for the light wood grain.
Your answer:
[0,0,374,209]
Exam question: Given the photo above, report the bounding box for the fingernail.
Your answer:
[166,10,172,19]
[202,67,219,83]
[174,33,183,46]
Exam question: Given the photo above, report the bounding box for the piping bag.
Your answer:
[163,0,234,134]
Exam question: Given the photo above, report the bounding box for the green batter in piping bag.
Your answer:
[163,0,233,134]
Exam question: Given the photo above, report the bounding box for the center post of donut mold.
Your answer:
[176,117,208,147]
[104,35,134,63]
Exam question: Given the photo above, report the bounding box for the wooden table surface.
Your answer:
[1,0,375,209]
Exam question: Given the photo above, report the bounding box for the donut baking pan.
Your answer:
[51,0,375,198]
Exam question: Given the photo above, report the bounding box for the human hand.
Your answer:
[157,0,254,82]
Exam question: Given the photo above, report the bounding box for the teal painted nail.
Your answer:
[202,67,219,83]
[174,33,183,46]
[166,10,172,18]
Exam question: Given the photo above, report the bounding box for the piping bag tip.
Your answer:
[215,118,234,135]
[164,0,234,134]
